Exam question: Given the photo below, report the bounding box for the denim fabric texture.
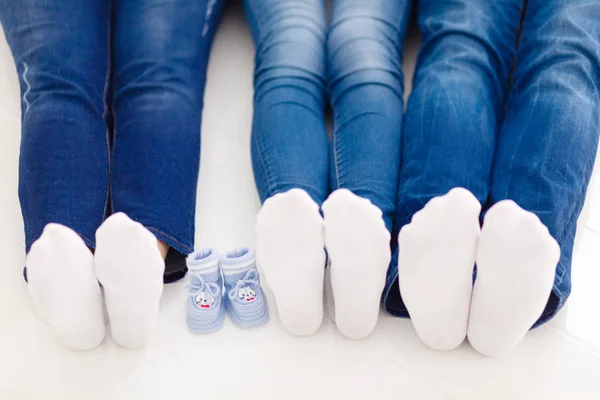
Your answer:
[0,0,226,258]
[384,0,600,327]
[246,0,600,328]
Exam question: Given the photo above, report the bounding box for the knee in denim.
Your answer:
[252,5,327,104]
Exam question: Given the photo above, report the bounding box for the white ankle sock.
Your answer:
[94,213,165,348]
[398,187,481,350]
[468,200,559,357]
[322,189,390,339]
[26,224,105,350]
[255,189,325,336]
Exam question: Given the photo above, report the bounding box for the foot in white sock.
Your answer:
[255,189,325,336]
[95,213,165,348]
[468,200,559,357]
[322,189,390,339]
[398,187,481,351]
[27,224,105,350]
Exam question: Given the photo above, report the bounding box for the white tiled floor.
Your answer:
[1,5,600,400]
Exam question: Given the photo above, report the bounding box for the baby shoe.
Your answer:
[221,248,269,328]
[186,248,225,333]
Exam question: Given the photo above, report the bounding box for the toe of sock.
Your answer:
[57,324,106,351]
[468,331,517,357]
[415,325,466,351]
[336,314,377,340]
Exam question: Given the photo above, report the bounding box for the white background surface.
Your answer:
[1,4,600,399]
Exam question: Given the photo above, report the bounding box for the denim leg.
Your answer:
[384,0,524,316]
[0,0,111,251]
[490,0,600,326]
[243,0,329,206]
[327,0,412,233]
[110,0,225,255]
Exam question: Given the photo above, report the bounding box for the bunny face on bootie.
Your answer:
[237,286,256,303]
[195,291,217,309]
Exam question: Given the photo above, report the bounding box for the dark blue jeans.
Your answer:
[0,0,225,258]
[245,0,412,233]
[384,0,600,327]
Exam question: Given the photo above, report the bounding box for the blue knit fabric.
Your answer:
[221,248,269,328]
[186,248,225,333]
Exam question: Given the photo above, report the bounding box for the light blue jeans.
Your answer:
[248,0,600,328]
[245,0,412,232]
[384,0,600,327]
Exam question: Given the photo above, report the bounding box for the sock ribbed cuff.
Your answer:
[220,248,255,282]
[187,248,220,275]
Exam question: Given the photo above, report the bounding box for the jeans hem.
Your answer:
[79,233,96,250]
[145,226,193,256]
[531,286,567,329]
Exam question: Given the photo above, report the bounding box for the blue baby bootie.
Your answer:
[221,248,269,328]
[186,248,225,333]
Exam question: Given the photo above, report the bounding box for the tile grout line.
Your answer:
[0,228,25,248]
[581,224,600,238]
[362,338,459,400]
[0,104,20,118]
[552,327,600,359]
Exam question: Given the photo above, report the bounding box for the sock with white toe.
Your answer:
[322,189,390,339]
[468,200,560,357]
[95,213,165,348]
[255,188,325,336]
[398,187,481,351]
[26,223,105,350]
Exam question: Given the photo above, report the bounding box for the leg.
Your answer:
[0,0,110,251]
[322,0,411,339]
[94,0,225,348]
[245,0,329,205]
[384,0,524,349]
[469,0,600,356]
[109,0,225,256]
[395,0,523,221]
[0,0,110,349]
[327,0,411,232]
[245,0,329,335]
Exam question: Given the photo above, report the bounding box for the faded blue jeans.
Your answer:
[0,0,224,274]
[384,0,600,327]
[245,0,412,232]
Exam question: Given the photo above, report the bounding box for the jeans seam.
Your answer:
[103,0,114,220]
[506,0,529,97]
[253,124,277,199]
[246,1,276,199]
[108,106,116,216]
[556,150,596,245]
[332,116,343,189]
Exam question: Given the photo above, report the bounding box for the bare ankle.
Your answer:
[157,240,169,259]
